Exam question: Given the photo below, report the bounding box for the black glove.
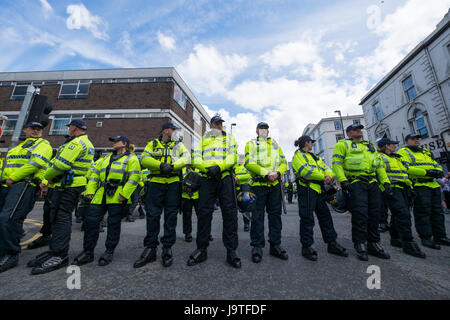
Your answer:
[383,183,394,197]
[160,162,173,175]
[341,181,352,194]
[206,165,221,180]
[426,169,444,179]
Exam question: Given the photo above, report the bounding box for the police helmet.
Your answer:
[237,191,256,213]
[323,184,337,203]
[330,189,348,213]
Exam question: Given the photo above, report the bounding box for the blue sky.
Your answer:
[1,0,449,158]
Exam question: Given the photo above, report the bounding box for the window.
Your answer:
[334,121,342,130]
[375,129,391,140]
[373,102,383,121]
[403,75,417,101]
[59,80,90,99]
[173,83,186,110]
[318,138,324,152]
[414,110,428,137]
[353,119,361,125]
[11,82,33,100]
[49,115,83,135]
[2,115,18,135]
[335,133,344,142]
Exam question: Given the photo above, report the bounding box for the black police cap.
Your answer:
[66,119,87,130]
[24,122,44,128]
[377,138,399,149]
[109,136,130,144]
[256,122,269,129]
[404,133,421,141]
[162,122,180,130]
[210,115,225,124]
[346,124,364,132]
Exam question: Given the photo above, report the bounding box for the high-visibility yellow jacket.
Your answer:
[140,138,189,184]
[332,139,389,185]
[397,146,443,189]
[292,150,334,194]
[3,137,53,187]
[234,163,251,192]
[193,130,238,179]
[85,151,141,204]
[181,166,200,200]
[378,152,412,191]
[45,134,95,188]
[244,137,287,187]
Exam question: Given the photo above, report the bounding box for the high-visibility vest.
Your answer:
[140,138,189,184]
[192,130,238,179]
[379,152,412,189]
[292,150,334,194]
[397,146,443,189]
[85,151,141,204]
[3,137,53,186]
[244,137,287,187]
[45,134,95,187]
[234,163,251,192]
[332,139,389,184]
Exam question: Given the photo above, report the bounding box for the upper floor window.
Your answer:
[10,82,43,100]
[402,75,417,101]
[414,110,428,137]
[375,128,391,140]
[1,115,18,135]
[59,80,90,99]
[335,133,345,142]
[353,119,361,125]
[173,83,186,110]
[373,102,383,121]
[334,120,342,130]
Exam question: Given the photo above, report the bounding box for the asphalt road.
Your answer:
[1,200,449,300]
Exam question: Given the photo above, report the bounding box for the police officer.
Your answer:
[234,161,251,231]
[29,119,94,275]
[134,122,189,268]
[0,122,53,273]
[332,124,391,261]
[398,133,450,249]
[181,165,200,242]
[377,138,426,258]
[73,136,141,266]
[244,122,288,264]
[292,135,348,261]
[187,114,241,268]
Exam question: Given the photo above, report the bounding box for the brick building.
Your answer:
[0,68,210,154]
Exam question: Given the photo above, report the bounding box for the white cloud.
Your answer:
[39,0,53,18]
[66,4,109,40]
[177,44,248,96]
[118,31,133,56]
[157,31,176,51]
[354,0,450,81]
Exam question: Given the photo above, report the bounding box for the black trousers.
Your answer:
[379,200,389,225]
[250,184,283,248]
[347,181,381,244]
[384,188,413,242]
[182,197,199,235]
[40,188,54,237]
[297,185,338,247]
[49,186,84,257]
[128,185,142,216]
[76,195,91,222]
[143,182,179,248]
[83,203,128,252]
[287,191,293,203]
[413,186,447,239]
[196,175,238,250]
[0,183,38,255]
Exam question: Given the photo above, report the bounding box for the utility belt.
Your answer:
[391,180,409,188]
[150,173,179,178]
[414,178,434,183]
[102,178,126,197]
[348,175,375,184]
[0,178,40,188]
[53,170,85,187]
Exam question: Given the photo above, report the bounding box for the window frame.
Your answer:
[402,74,417,101]
[58,80,90,99]
[373,101,383,121]
[414,110,429,137]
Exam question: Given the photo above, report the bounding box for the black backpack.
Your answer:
[182,170,202,194]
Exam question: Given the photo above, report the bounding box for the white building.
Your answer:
[301,114,367,167]
[360,9,450,168]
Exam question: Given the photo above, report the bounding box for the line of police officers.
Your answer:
[0,116,449,275]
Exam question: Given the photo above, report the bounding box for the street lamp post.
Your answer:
[231,123,236,135]
[334,110,345,138]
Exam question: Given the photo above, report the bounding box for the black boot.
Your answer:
[390,238,403,248]
[421,238,440,250]
[0,254,19,273]
[27,251,53,268]
[187,248,207,266]
[98,250,114,266]
[301,246,318,261]
[244,223,249,232]
[31,256,69,275]
[126,215,135,222]
[133,247,157,268]
[26,235,51,250]
[72,250,94,266]
[327,241,348,257]
[209,235,214,242]
[434,237,450,246]
[378,223,389,233]
[270,245,288,260]
[226,250,241,268]
[403,241,426,259]
[184,233,192,242]
[251,247,263,263]
[367,242,390,259]
[161,247,173,268]
[354,243,368,261]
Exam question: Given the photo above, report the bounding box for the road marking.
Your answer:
[20,219,44,248]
